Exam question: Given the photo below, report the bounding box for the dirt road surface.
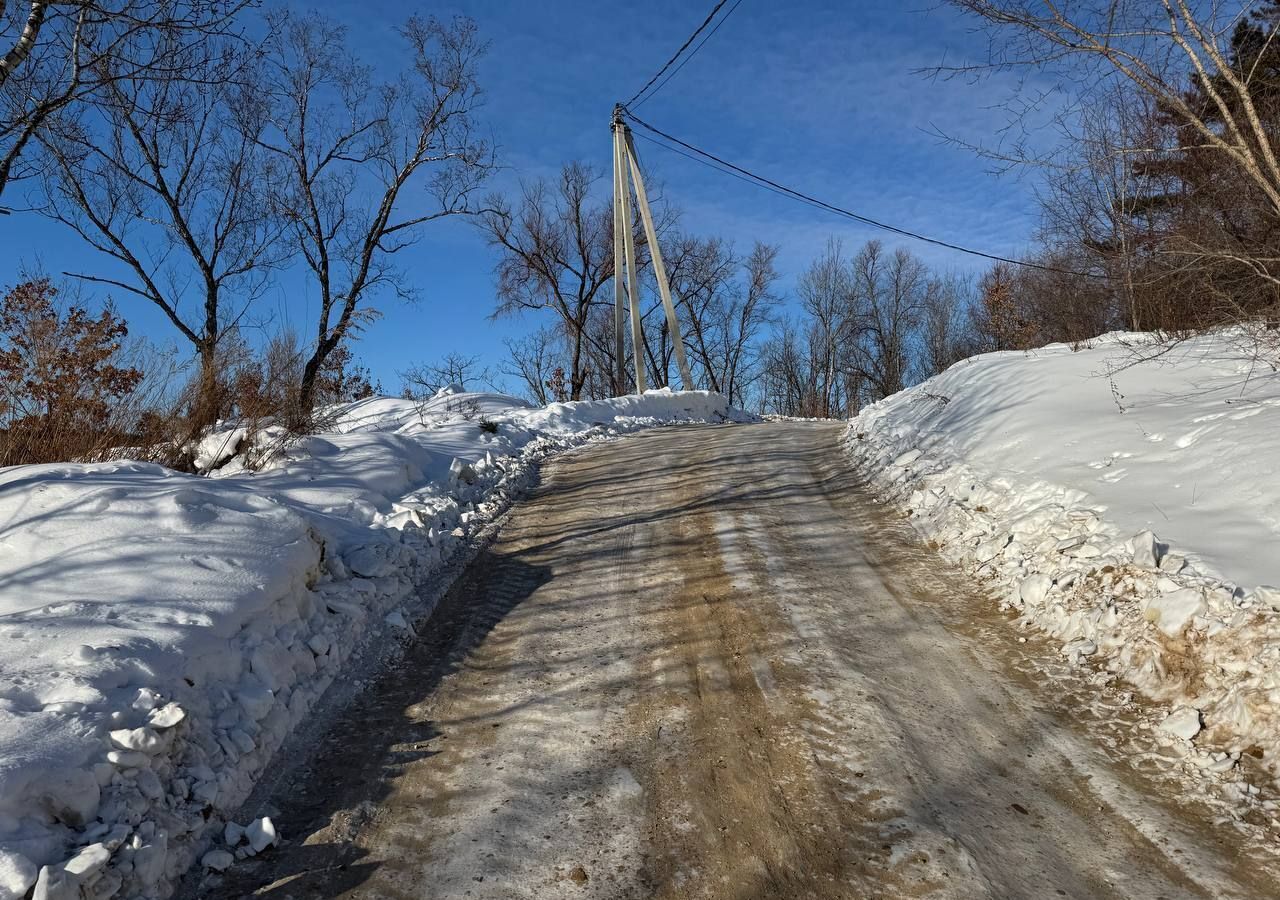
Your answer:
[190,422,1280,899]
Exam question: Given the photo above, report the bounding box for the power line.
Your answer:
[622,109,1099,278]
[624,0,736,109]
[631,0,746,110]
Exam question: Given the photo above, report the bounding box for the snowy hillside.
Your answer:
[846,331,1280,798]
[0,389,745,900]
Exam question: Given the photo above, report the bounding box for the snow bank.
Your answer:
[0,388,744,900]
[845,331,1280,796]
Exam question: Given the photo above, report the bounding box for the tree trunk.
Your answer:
[297,352,323,425]
[190,343,222,433]
[570,326,585,401]
[297,333,340,427]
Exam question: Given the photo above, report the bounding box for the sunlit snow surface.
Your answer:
[847,329,1280,824]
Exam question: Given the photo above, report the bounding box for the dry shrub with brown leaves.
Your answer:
[0,279,149,466]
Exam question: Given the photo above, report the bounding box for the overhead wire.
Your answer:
[623,0,734,109]
[620,109,1100,278]
[630,0,746,109]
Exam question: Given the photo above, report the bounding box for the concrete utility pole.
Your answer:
[612,105,693,395]
[611,112,628,394]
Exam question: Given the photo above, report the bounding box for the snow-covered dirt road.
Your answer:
[190,422,1280,899]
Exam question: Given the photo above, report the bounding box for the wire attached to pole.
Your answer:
[620,108,1101,279]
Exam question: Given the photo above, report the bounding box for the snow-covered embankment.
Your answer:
[0,389,745,899]
[845,331,1280,808]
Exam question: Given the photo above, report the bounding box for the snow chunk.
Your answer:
[62,842,109,879]
[235,677,275,722]
[1018,574,1053,607]
[108,727,165,755]
[146,702,186,730]
[448,458,477,486]
[0,849,37,900]
[1063,638,1097,658]
[1251,585,1280,611]
[1159,707,1202,741]
[201,849,234,872]
[344,544,396,579]
[974,535,1010,563]
[891,449,923,468]
[245,816,279,853]
[37,768,101,827]
[1130,530,1162,569]
[1145,588,1207,637]
[224,821,244,847]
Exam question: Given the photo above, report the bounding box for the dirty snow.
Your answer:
[0,388,745,900]
[845,329,1280,810]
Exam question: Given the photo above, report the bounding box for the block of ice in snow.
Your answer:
[245,817,279,853]
[1145,588,1207,637]
[224,821,244,847]
[130,688,162,713]
[448,458,477,486]
[343,544,396,578]
[892,449,923,468]
[974,536,1010,563]
[0,849,37,900]
[1055,535,1087,552]
[201,849,234,872]
[1130,530,1162,569]
[62,843,109,879]
[1250,585,1280,610]
[235,676,275,721]
[1063,638,1097,658]
[1158,707,1202,741]
[108,727,165,755]
[38,767,101,827]
[1018,574,1053,607]
[146,702,185,730]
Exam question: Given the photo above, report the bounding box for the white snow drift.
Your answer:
[0,388,744,900]
[845,329,1280,805]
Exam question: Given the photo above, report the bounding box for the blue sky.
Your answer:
[0,0,1047,392]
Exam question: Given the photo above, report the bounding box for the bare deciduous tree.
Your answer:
[0,0,249,198]
[479,163,614,401]
[670,238,780,405]
[478,162,673,400]
[253,11,493,420]
[503,326,558,405]
[41,34,281,428]
[400,351,494,398]
[847,241,930,400]
[942,1,1280,328]
[920,272,977,377]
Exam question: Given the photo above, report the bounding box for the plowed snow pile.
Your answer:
[0,388,745,900]
[846,330,1280,807]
